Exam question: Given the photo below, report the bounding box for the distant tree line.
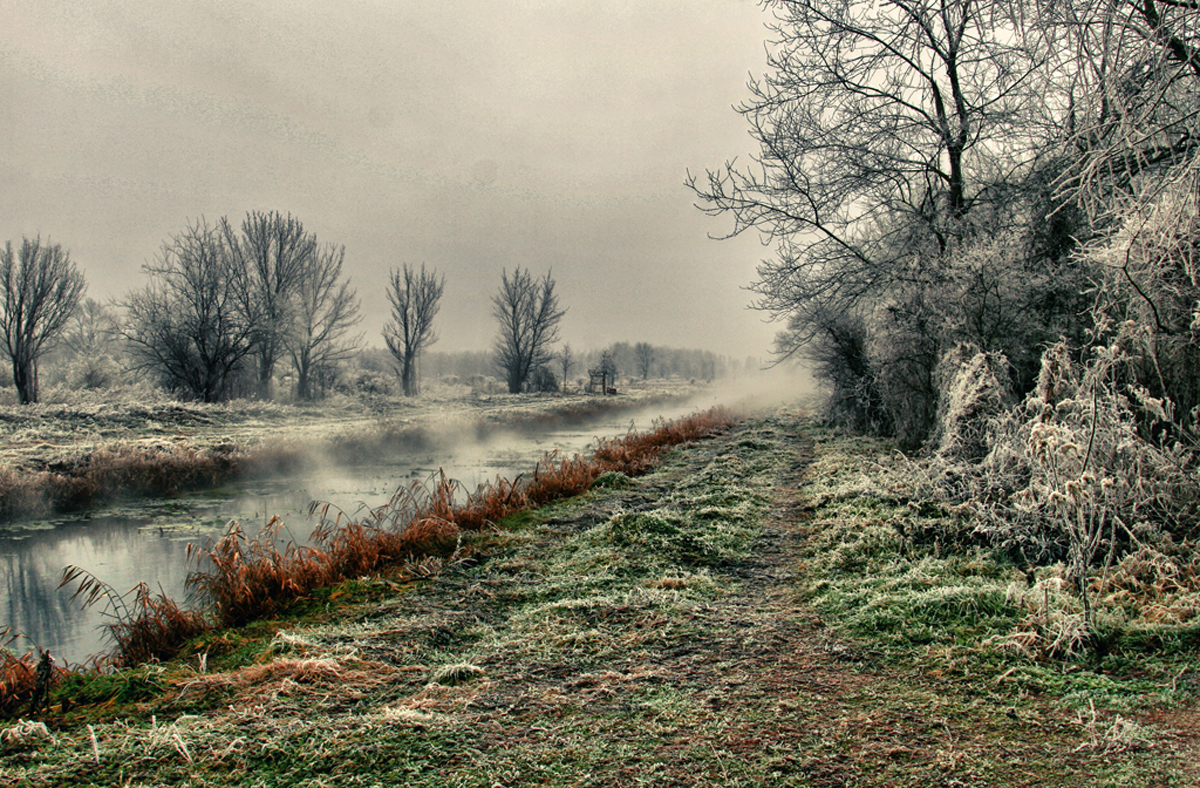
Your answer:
[424,342,735,392]
[2,219,740,404]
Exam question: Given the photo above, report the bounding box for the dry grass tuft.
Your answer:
[0,648,41,718]
[186,519,333,629]
[0,630,69,718]
[1095,543,1200,624]
[240,658,345,684]
[60,569,210,667]
[429,662,485,686]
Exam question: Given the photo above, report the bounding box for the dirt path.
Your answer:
[357,415,1179,786]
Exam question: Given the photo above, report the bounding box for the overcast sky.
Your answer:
[1,0,777,359]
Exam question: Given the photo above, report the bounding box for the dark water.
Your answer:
[0,398,716,665]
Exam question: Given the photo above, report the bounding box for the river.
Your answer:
[0,396,720,665]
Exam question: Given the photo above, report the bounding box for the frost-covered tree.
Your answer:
[559,344,575,390]
[384,263,444,397]
[634,342,654,380]
[60,298,123,390]
[0,236,87,404]
[233,211,317,398]
[688,0,1045,354]
[288,244,362,401]
[122,220,255,403]
[492,268,565,394]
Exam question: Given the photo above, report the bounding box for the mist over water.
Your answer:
[0,379,811,665]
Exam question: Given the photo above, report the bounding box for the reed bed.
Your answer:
[43,407,737,680]
[0,631,67,718]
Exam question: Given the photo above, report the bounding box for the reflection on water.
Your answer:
[0,400,708,664]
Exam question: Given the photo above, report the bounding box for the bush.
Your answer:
[931,345,1012,463]
[807,311,891,436]
[941,177,1200,644]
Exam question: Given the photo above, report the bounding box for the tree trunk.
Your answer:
[258,353,274,399]
[507,366,523,394]
[402,354,417,397]
[12,356,36,404]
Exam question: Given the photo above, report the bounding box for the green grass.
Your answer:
[793,428,1200,724]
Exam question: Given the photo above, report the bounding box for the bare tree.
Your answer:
[492,268,566,394]
[288,243,363,400]
[559,343,575,391]
[61,298,122,389]
[687,0,1046,355]
[634,342,654,380]
[0,237,87,403]
[121,219,254,403]
[383,263,445,397]
[231,211,317,397]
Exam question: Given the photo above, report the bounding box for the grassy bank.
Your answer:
[2,412,1196,786]
[0,383,698,521]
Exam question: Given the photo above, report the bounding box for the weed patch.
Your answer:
[794,427,1200,741]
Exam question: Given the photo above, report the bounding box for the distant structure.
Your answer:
[586,368,617,395]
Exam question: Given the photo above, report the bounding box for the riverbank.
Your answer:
[2,409,1196,785]
[0,382,699,522]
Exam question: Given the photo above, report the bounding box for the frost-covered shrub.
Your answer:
[527,365,559,393]
[806,311,891,436]
[966,338,1199,636]
[466,374,501,395]
[807,224,1092,450]
[336,370,397,398]
[939,231,1093,394]
[933,179,1200,642]
[1085,175,1200,433]
[867,291,941,451]
[931,345,1012,463]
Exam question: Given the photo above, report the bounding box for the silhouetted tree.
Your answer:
[122,219,254,402]
[0,237,87,403]
[492,268,566,394]
[634,342,654,380]
[384,263,445,397]
[232,211,317,397]
[288,244,362,400]
[559,343,575,390]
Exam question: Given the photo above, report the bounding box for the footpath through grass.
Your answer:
[2,411,1197,786]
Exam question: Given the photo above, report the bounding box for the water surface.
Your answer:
[0,398,712,664]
